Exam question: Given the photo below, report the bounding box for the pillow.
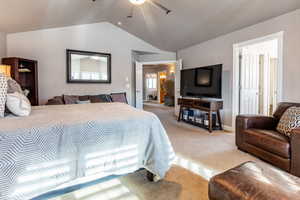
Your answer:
[89,94,112,103]
[78,95,90,101]
[46,96,64,105]
[6,92,31,117]
[23,89,30,97]
[0,73,8,117]
[63,95,79,104]
[7,78,23,94]
[277,107,300,137]
[76,100,91,104]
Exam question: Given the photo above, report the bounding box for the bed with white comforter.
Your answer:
[0,103,175,200]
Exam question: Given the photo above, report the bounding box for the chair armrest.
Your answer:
[290,128,300,177]
[236,115,278,148]
[236,115,278,130]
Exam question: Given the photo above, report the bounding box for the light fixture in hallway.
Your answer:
[129,0,146,5]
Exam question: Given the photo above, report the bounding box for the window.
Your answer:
[78,72,102,80]
[146,74,157,89]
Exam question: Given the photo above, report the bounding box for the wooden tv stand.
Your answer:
[178,98,223,132]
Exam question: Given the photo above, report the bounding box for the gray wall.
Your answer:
[6,22,176,105]
[139,52,176,62]
[178,9,300,127]
[0,32,6,59]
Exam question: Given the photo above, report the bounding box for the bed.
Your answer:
[0,103,175,200]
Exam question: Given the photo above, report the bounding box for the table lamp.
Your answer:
[0,65,11,77]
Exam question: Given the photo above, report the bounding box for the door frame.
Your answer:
[232,31,284,129]
[135,60,177,109]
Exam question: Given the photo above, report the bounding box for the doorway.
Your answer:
[135,60,182,114]
[232,32,283,127]
[143,66,174,105]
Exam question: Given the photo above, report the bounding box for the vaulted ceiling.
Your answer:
[0,0,300,51]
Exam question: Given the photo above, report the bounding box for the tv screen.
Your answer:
[180,64,222,98]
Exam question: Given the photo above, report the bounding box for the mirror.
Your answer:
[67,49,111,83]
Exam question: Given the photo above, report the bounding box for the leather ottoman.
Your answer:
[209,162,300,200]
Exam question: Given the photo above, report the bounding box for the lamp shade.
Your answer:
[0,65,11,77]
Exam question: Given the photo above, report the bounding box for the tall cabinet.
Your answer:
[2,57,39,106]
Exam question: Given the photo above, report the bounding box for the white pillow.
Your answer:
[6,92,31,117]
[7,77,23,94]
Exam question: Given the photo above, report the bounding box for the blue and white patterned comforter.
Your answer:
[0,103,175,200]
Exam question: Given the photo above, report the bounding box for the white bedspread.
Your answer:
[0,103,175,200]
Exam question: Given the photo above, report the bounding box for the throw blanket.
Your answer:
[0,103,175,200]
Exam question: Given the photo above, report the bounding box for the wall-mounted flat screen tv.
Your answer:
[180,64,222,98]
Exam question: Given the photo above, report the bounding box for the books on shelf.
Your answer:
[182,108,217,127]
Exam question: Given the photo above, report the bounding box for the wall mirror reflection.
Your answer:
[67,49,111,83]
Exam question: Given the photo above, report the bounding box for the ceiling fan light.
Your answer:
[129,0,146,5]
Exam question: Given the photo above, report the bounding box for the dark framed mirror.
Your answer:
[67,49,111,83]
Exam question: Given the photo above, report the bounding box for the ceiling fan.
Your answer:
[92,0,171,18]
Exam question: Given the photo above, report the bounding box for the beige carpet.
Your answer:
[145,104,259,178]
[51,104,259,200]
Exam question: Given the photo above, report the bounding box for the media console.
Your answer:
[178,98,223,132]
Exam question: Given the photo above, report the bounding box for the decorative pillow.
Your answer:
[78,95,90,101]
[6,92,31,117]
[90,94,112,103]
[7,78,23,94]
[76,100,91,104]
[277,107,300,137]
[0,73,8,117]
[63,95,79,104]
[46,96,64,105]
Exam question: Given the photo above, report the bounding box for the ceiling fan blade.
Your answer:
[127,6,134,18]
[148,0,171,14]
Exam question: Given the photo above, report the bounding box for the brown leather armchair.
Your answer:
[236,102,300,177]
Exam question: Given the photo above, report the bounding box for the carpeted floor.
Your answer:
[50,104,259,200]
[144,104,259,178]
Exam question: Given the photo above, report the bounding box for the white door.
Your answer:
[175,59,182,115]
[135,61,143,109]
[239,53,260,115]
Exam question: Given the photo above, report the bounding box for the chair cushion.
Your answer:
[244,129,290,158]
[277,107,300,137]
[209,161,300,200]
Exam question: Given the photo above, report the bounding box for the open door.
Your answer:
[135,61,143,109]
[239,53,260,115]
[175,59,182,115]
